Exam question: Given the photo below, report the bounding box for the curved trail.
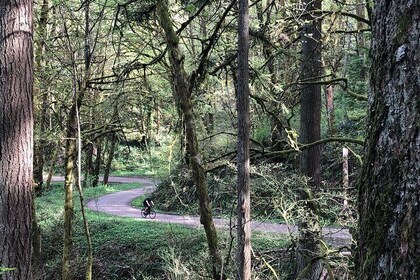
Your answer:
[80,176,351,246]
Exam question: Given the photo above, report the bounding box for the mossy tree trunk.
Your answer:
[62,86,82,280]
[236,0,252,279]
[296,0,323,279]
[62,1,94,277]
[356,1,420,279]
[156,1,224,279]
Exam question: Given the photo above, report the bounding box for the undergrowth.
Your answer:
[36,182,293,279]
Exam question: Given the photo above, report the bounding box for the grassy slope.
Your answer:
[37,183,291,280]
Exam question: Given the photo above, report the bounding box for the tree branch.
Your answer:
[264,137,364,159]
[176,0,211,35]
[188,0,236,93]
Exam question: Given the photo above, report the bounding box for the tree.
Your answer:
[0,0,34,279]
[61,1,95,277]
[155,0,224,278]
[356,0,420,279]
[236,0,251,279]
[33,0,50,194]
[296,0,323,278]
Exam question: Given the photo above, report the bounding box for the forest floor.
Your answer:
[51,175,351,247]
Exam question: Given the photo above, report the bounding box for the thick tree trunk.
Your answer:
[296,0,323,279]
[0,1,34,279]
[237,0,252,279]
[156,1,224,279]
[356,1,420,279]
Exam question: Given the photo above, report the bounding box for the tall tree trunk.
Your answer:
[103,133,117,185]
[92,137,102,188]
[84,140,94,187]
[237,0,252,279]
[62,0,93,273]
[296,0,323,279]
[356,1,420,279]
[62,98,78,280]
[156,1,224,279]
[32,3,50,275]
[33,0,50,194]
[80,2,94,278]
[0,1,34,279]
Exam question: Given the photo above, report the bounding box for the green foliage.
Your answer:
[112,134,177,177]
[37,180,293,279]
[154,161,349,227]
[253,117,272,144]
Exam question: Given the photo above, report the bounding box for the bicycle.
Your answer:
[141,206,156,219]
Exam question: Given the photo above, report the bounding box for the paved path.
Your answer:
[81,176,351,246]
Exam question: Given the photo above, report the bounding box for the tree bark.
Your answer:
[84,141,94,187]
[356,1,420,279]
[156,1,224,279]
[103,133,117,185]
[236,0,252,279]
[0,1,34,279]
[92,137,102,188]
[62,103,78,280]
[296,0,323,279]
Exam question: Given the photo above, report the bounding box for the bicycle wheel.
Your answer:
[141,209,147,218]
[149,209,156,219]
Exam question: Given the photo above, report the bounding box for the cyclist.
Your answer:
[143,197,154,215]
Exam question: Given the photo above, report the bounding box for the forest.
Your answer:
[0,0,418,279]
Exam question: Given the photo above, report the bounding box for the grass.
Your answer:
[130,195,147,210]
[36,181,293,279]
